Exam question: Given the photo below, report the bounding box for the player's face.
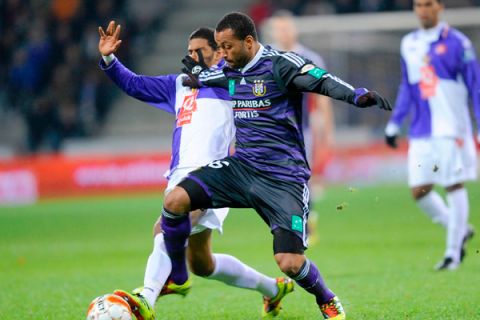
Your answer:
[270,17,297,51]
[414,0,443,29]
[215,28,253,69]
[187,38,216,68]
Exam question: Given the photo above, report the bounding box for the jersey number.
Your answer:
[208,160,230,169]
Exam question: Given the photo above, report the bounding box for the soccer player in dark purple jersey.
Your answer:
[98,21,294,320]
[159,12,391,319]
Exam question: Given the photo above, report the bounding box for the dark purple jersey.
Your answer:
[199,45,357,183]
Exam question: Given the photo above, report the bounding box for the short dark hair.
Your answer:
[189,27,217,50]
[216,12,257,41]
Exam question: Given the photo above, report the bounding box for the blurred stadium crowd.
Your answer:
[0,0,172,153]
[0,0,478,154]
[247,0,480,25]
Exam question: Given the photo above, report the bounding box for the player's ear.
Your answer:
[244,35,254,49]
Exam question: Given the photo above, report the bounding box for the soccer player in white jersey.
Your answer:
[98,21,293,319]
[385,0,479,271]
[269,10,335,246]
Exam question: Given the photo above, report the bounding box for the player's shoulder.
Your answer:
[447,26,473,49]
[401,30,418,46]
[262,46,307,70]
[399,30,420,57]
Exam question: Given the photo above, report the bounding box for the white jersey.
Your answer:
[168,75,235,177]
[389,22,480,139]
[100,57,235,178]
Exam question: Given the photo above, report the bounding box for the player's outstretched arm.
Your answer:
[291,71,392,111]
[97,20,176,113]
[274,53,391,110]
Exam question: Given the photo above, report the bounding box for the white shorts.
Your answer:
[165,167,229,235]
[408,136,477,187]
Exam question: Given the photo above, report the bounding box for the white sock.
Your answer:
[141,233,172,306]
[445,188,469,262]
[208,253,278,298]
[416,191,449,227]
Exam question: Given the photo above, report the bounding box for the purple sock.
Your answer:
[292,259,335,305]
[161,207,190,284]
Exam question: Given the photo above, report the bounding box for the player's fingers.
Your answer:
[98,27,106,38]
[113,24,121,40]
[107,20,115,35]
[196,49,205,66]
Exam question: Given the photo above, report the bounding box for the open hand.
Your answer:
[98,20,122,56]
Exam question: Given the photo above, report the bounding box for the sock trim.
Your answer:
[292,259,311,281]
[162,207,185,219]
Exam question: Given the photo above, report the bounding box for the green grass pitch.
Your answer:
[1,183,479,319]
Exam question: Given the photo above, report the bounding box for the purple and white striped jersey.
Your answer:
[389,23,480,139]
[100,57,235,178]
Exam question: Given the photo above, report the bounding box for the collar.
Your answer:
[417,22,448,42]
[240,43,265,73]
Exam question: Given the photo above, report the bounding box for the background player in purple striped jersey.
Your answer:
[159,12,391,320]
[98,21,294,320]
[385,0,479,271]
[269,10,335,246]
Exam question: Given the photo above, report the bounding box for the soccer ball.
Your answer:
[86,294,133,320]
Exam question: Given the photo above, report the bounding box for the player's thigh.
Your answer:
[249,177,310,249]
[408,138,438,187]
[181,157,252,210]
[456,135,477,182]
[434,137,476,186]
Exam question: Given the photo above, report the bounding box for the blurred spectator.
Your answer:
[334,0,358,13]
[51,0,81,22]
[390,0,411,11]
[248,0,274,27]
[250,0,479,16]
[25,95,62,152]
[358,0,389,12]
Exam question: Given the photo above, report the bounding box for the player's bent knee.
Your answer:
[164,186,192,213]
[272,228,306,276]
[274,253,304,276]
